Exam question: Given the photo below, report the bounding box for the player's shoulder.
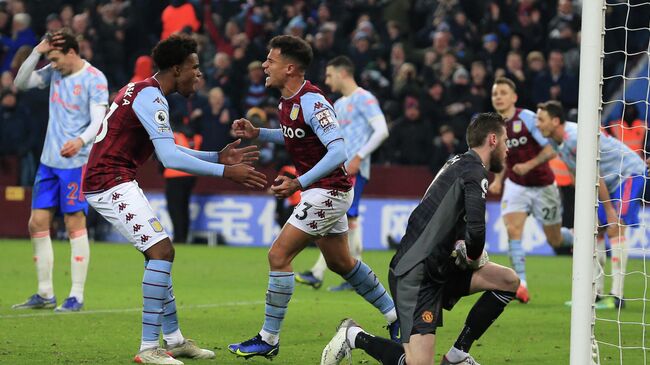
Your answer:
[518,108,536,123]
[84,62,108,81]
[356,87,379,103]
[459,151,488,178]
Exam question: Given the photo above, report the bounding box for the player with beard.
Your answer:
[321,112,520,365]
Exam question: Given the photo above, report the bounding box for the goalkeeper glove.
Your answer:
[452,240,489,270]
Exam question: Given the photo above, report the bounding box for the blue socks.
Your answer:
[141,260,172,347]
[508,239,526,284]
[344,260,395,315]
[261,272,295,341]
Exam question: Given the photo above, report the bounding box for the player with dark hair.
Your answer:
[321,112,519,365]
[537,101,645,309]
[227,35,398,360]
[83,34,267,364]
[12,29,108,312]
[488,77,571,303]
[295,55,389,291]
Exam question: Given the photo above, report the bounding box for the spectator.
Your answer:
[199,87,234,153]
[430,124,464,173]
[0,13,37,72]
[242,60,267,111]
[129,55,153,83]
[387,96,433,166]
[477,33,505,74]
[499,52,530,107]
[419,79,449,130]
[533,50,578,110]
[206,52,241,110]
[160,0,200,40]
[469,60,492,112]
[45,13,62,33]
[548,0,580,33]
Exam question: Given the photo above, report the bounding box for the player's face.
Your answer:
[324,66,341,92]
[491,83,517,114]
[262,48,287,89]
[489,128,508,173]
[47,50,74,76]
[535,109,557,138]
[176,53,202,97]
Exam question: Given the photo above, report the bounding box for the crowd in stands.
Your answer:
[0,0,647,187]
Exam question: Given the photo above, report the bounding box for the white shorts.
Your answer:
[85,181,168,252]
[287,188,353,237]
[500,178,562,226]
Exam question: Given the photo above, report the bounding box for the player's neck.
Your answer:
[553,124,565,144]
[340,81,358,97]
[281,77,305,98]
[69,58,85,75]
[153,71,175,95]
[500,107,516,120]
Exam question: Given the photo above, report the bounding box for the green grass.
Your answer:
[0,239,647,364]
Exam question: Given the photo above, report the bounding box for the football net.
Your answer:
[571,0,650,364]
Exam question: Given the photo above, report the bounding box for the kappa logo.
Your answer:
[111,192,122,201]
[140,235,151,243]
[316,210,326,218]
[322,199,333,208]
[125,213,136,222]
[133,224,143,233]
[313,101,324,110]
[118,202,128,212]
[308,221,318,229]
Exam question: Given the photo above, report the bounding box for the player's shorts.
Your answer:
[85,181,168,252]
[500,178,562,225]
[286,187,353,237]
[388,257,473,343]
[347,174,368,218]
[598,174,645,227]
[32,163,87,214]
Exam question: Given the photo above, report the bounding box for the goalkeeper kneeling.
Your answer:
[320,112,520,365]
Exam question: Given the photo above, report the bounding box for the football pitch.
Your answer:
[0,239,648,364]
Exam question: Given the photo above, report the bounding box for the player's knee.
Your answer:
[502,267,520,292]
[28,216,48,234]
[145,239,175,261]
[405,351,433,365]
[267,249,290,270]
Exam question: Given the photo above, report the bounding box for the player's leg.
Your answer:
[228,223,312,358]
[13,164,58,309]
[500,179,530,299]
[443,263,518,364]
[319,205,398,339]
[329,175,367,292]
[55,167,90,312]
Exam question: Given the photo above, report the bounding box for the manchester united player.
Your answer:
[488,77,571,303]
[227,35,398,360]
[83,35,267,364]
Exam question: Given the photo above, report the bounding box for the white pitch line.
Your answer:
[0,300,270,319]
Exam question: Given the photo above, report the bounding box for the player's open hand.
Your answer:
[218,139,260,165]
[35,32,65,54]
[224,163,267,189]
[231,118,260,139]
[270,175,301,199]
[60,138,83,158]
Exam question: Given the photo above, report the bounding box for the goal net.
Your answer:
[571,0,650,364]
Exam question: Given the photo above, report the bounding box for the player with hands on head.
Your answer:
[82,34,265,365]
[321,112,519,365]
[12,30,108,313]
[227,35,399,361]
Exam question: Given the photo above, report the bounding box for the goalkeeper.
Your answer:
[321,113,520,365]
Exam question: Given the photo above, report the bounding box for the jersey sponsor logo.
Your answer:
[281,125,305,138]
[290,103,300,120]
[513,120,522,133]
[506,136,528,148]
[148,217,163,233]
[315,108,336,130]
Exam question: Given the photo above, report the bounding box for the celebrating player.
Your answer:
[295,55,389,291]
[536,101,645,309]
[83,35,266,364]
[227,35,398,360]
[321,112,519,365]
[12,30,108,312]
[488,77,571,303]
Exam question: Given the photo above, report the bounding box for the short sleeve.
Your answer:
[300,92,344,146]
[89,72,109,105]
[132,87,174,141]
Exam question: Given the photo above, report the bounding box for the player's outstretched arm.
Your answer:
[232,118,285,144]
[154,138,267,188]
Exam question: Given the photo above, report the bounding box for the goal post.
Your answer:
[570,0,605,364]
